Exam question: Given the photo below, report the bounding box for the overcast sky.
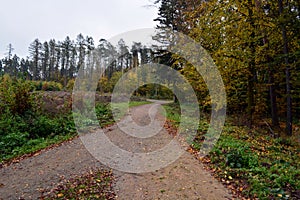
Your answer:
[0,0,158,59]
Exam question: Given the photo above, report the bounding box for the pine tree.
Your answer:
[76,34,86,73]
[11,54,19,77]
[117,39,129,71]
[29,39,42,80]
[0,60,2,76]
[41,41,50,81]
[60,36,72,86]
[48,39,56,81]
[19,58,30,79]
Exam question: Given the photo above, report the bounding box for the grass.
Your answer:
[0,101,151,164]
[207,126,300,199]
[0,101,134,162]
[1,133,76,163]
[0,113,77,163]
[110,101,151,121]
[163,103,300,199]
[128,101,151,107]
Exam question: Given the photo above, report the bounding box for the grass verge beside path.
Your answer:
[0,101,150,165]
[163,103,300,199]
[129,101,152,107]
[1,100,150,199]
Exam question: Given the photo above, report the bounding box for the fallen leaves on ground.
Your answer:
[40,168,116,200]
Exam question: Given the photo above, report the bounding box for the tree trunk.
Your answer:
[247,0,256,128]
[278,0,292,135]
[269,68,279,127]
[254,0,280,129]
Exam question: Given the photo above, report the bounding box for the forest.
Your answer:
[1,0,299,134]
[0,0,300,199]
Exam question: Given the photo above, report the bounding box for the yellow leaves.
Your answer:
[78,189,84,194]
[188,148,195,154]
[57,193,64,198]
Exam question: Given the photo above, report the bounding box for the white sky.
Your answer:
[0,0,158,59]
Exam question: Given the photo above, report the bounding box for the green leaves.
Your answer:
[0,74,34,115]
[95,103,114,127]
[207,125,300,199]
[225,147,258,169]
[164,100,300,198]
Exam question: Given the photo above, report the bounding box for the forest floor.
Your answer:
[0,101,234,200]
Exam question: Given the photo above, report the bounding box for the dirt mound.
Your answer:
[36,91,111,115]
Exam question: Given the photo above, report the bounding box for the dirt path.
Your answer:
[0,101,234,200]
[0,137,105,199]
[109,101,234,200]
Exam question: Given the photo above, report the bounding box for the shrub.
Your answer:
[27,114,75,139]
[95,103,114,127]
[31,81,63,91]
[0,75,76,162]
[0,75,34,115]
[0,111,76,161]
[225,147,259,169]
[0,113,29,157]
[66,79,75,91]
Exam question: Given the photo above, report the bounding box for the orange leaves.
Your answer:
[57,193,63,198]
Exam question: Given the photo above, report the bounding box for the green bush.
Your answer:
[225,147,259,169]
[0,113,29,158]
[0,112,76,161]
[95,103,114,127]
[0,75,34,115]
[27,115,58,138]
[31,80,63,91]
[66,79,75,91]
[0,75,76,162]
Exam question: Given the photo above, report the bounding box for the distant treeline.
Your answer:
[0,34,155,86]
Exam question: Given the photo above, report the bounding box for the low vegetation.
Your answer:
[0,75,148,163]
[1,72,299,199]
[164,103,300,199]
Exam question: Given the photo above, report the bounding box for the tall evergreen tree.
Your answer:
[117,39,129,71]
[6,43,14,60]
[11,54,19,77]
[98,39,117,78]
[29,39,42,80]
[19,58,30,79]
[0,60,2,75]
[41,41,50,81]
[76,34,86,73]
[69,45,77,79]
[60,36,72,86]
[85,36,95,78]
[48,39,56,81]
